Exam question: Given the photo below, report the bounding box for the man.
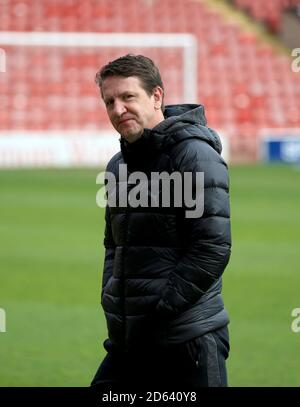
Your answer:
[92,54,231,390]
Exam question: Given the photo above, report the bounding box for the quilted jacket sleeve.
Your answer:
[101,205,115,297]
[100,156,119,298]
[156,139,231,316]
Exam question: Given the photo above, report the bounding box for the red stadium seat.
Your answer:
[1,0,300,161]
[232,0,299,32]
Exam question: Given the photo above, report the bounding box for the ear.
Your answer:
[153,86,164,110]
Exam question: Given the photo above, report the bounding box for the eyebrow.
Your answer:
[104,91,137,104]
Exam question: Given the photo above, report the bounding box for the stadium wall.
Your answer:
[0,131,229,167]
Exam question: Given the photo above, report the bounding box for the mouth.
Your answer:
[118,118,134,125]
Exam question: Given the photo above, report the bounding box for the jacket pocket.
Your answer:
[185,329,229,387]
[186,336,203,368]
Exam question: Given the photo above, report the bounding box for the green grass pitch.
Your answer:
[0,164,299,386]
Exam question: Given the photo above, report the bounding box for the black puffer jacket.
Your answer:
[101,104,231,350]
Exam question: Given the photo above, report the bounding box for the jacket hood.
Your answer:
[156,104,222,154]
[121,104,222,161]
[158,104,208,131]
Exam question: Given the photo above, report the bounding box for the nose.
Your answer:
[112,100,127,117]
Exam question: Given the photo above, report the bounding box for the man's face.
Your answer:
[101,76,164,143]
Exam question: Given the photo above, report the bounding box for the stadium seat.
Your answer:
[232,0,300,32]
[1,0,300,161]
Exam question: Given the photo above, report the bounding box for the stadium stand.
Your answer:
[0,0,300,162]
[231,0,300,33]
